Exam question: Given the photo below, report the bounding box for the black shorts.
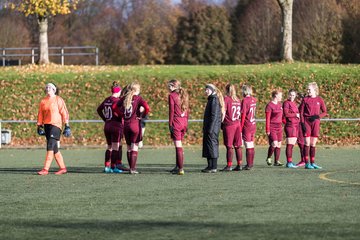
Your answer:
[44,124,61,141]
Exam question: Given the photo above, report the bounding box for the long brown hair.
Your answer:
[225,83,239,101]
[168,79,189,112]
[271,88,282,99]
[123,82,140,109]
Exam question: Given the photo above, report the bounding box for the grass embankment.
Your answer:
[0,63,359,146]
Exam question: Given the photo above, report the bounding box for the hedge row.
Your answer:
[0,63,359,146]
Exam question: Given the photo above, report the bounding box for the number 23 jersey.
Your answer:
[223,96,241,126]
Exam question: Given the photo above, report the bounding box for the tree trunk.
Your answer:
[278,0,293,63]
[38,17,49,64]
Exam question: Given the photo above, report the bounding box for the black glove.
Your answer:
[63,124,71,137]
[300,122,307,133]
[169,126,174,134]
[309,115,320,122]
[37,125,45,136]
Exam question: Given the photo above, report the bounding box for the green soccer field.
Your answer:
[0,146,359,240]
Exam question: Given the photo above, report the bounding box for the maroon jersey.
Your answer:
[97,96,122,124]
[97,96,123,144]
[300,96,327,120]
[241,96,257,131]
[168,91,188,130]
[115,95,150,124]
[223,96,241,126]
[283,100,300,126]
[114,95,150,144]
[265,101,282,133]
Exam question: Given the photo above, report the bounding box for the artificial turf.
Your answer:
[0,146,359,239]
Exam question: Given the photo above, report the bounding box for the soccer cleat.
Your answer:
[54,168,67,175]
[273,161,284,167]
[296,161,305,167]
[112,168,123,173]
[221,166,233,172]
[130,169,139,174]
[201,167,211,173]
[243,165,252,170]
[286,162,298,168]
[170,166,179,174]
[266,158,272,166]
[305,163,314,169]
[37,169,49,175]
[116,164,130,171]
[104,166,112,173]
[311,163,322,169]
[178,169,185,175]
[232,165,243,171]
[210,169,218,173]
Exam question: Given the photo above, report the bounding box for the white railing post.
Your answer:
[31,48,35,64]
[2,49,5,66]
[95,47,99,65]
[61,47,64,66]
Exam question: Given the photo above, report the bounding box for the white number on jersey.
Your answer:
[231,106,241,121]
[124,105,133,119]
[249,105,256,123]
[102,106,113,120]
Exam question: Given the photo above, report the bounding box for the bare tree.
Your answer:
[277,0,293,62]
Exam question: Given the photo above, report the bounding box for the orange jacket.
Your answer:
[37,95,69,129]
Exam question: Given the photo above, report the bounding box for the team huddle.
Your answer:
[35,80,327,175]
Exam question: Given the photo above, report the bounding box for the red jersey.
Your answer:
[115,95,150,125]
[265,101,283,132]
[283,100,300,126]
[97,96,122,122]
[300,96,327,121]
[223,96,241,126]
[168,91,188,129]
[241,96,257,130]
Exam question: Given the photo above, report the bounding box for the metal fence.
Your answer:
[0,46,99,66]
[1,118,359,148]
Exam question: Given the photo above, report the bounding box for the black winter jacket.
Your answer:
[202,94,222,158]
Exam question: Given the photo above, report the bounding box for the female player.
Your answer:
[221,83,243,171]
[114,82,150,174]
[97,81,126,173]
[168,79,189,175]
[299,82,327,169]
[265,89,284,167]
[202,84,225,173]
[240,85,257,170]
[37,83,71,175]
[283,89,300,168]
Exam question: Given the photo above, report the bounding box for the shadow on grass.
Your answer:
[0,218,359,239]
[0,163,290,175]
[0,163,210,175]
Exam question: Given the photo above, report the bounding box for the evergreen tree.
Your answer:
[173,6,232,64]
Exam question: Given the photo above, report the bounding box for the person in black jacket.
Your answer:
[202,84,225,173]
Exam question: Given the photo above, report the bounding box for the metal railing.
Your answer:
[0,46,99,66]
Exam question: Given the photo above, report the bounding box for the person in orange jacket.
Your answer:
[37,83,71,175]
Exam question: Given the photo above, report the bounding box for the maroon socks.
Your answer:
[175,147,184,169]
[286,144,294,163]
